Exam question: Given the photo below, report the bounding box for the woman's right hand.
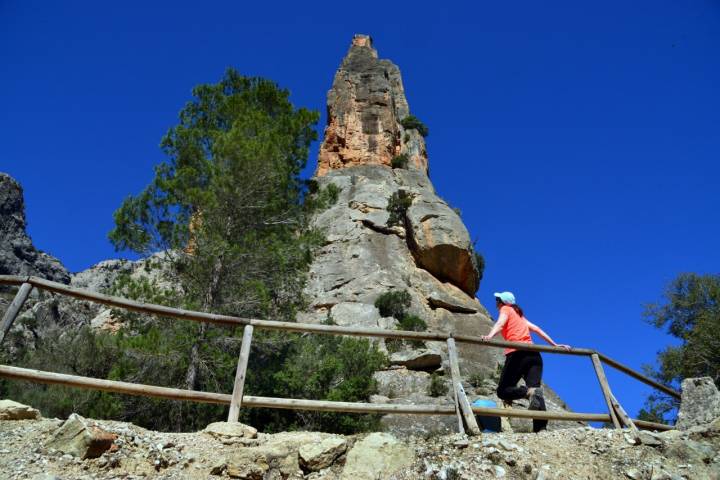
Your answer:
[555,344,571,350]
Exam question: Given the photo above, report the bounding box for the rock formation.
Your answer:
[0,173,69,284]
[302,35,574,434]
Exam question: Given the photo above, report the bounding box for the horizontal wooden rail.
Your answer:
[0,364,672,428]
[0,275,681,404]
[597,353,680,400]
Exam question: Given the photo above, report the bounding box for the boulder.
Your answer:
[0,399,41,420]
[406,196,479,296]
[389,349,442,370]
[46,413,115,459]
[204,421,258,439]
[373,369,432,398]
[340,432,414,480]
[299,436,347,472]
[676,377,720,430]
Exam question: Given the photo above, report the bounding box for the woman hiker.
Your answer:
[481,291,570,432]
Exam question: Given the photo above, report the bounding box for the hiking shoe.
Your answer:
[528,387,545,411]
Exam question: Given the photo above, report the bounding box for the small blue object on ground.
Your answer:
[472,399,502,432]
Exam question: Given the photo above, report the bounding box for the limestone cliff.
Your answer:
[302,36,508,435]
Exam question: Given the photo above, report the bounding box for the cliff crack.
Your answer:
[359,219,405,238]
[427,297,477,314]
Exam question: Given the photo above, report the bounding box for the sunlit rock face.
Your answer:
[316,34,428,177]
[301,36,504,435]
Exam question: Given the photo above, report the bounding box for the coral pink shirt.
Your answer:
[500,305,533,355]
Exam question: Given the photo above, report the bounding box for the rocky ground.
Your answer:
[1,399,718,480]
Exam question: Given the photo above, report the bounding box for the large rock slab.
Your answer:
[0,399,41,420]
[46,413,115,459]
[340,432,414,480]
[299,436,347,472]
[677,377,720,430]
[389,349,442,370]
[406,196,479,296]
[203,421,258,439]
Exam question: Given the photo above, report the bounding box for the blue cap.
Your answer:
[493,291,516,305]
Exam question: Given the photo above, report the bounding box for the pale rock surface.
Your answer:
[388,349,442,370]
[203,421,258,439]
[299,436,347,472]
[46,413,115,459]
[340,432,414,480]
[676,376,720,430]
[0,399,41,420]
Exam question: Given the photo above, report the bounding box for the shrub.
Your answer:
[375,290,411,320]
[428,373,448,397]
[386,190,412,227]
[305,183,341,212]
[391,153,409,169]
[376,291,427,351]
[400,115,429,137]
[398,314,427,332]
[474,251,485,282]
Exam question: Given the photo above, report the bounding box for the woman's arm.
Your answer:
[526,320,571,350]
[481,312,508,341]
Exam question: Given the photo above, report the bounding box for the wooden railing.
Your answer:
[0,275,678,434]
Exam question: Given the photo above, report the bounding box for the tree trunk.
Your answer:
[184,255,223,392]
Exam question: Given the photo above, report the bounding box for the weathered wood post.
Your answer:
[590,353,621,429]
[227,325,253,422]
[446,337,481,435]
[0,282,33,345]
[610,392,640,435]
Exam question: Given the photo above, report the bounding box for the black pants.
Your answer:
[496,350,547,432]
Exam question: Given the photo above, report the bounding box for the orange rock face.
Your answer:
[315,34,429,177]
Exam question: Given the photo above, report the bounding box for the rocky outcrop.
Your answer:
[46,413,116,459]
[302,36,505,434]
[0,399,41,420]
[3,406,720,480]
[340,432,414,480]
[0,173,69,283]
[316,35,427,177]
[677,377,720,430]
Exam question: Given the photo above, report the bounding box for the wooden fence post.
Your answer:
[447,337,481,435]
[0,282,33,345]
[228,325,253,422]
[609,392,640,435]
[590,353,621,429]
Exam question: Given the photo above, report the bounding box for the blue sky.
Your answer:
[2,1,719,421]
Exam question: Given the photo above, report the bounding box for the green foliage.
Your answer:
[400,115,429,137]
[428,373,448,397]
[397,314,427,332]
[386,190,412,228]
[474,251,485,282]
[391,153,409,169]
[270,333,387,433]
[3,70,387,434]
[108,68,319,255]
[375,290,411,320]
[642,273,720,423]
[305,183,341,212]
[375,290,427,351]
[0,326,123,421]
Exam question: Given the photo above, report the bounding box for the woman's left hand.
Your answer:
[481,335,492,341]
[555,344,571,350]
